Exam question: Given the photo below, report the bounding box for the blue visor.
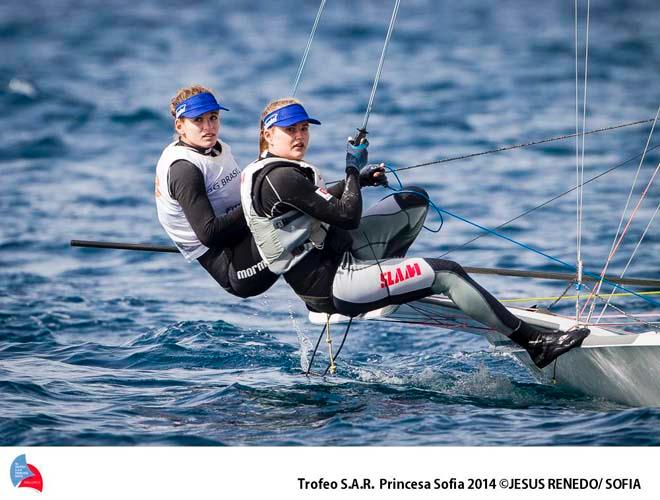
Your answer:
[263,103,321,129]
[175,92,229,119]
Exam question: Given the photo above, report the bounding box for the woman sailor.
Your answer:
[155,85,277,298]
[240,97,590,369]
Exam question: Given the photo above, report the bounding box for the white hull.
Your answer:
[310,296,660,407]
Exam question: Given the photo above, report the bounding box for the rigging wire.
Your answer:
[322,318,353,377]
[508,281,660,330]
[304,318,354,377]
[405,290,659,332]
[574,0,589,321]
[291,0,327,96]
[584,106,660,320]
[596,202,660,323]
[548,282,576,311]
[583,118,660,320]
[437,144,660,258]
[574,0,579,314]
[383,138,660,331]
[358,0,402,136]
[418,202,660,308]
[325,118,656,187]
[574,0,580,243]
[291,2,658,340]
[388,118,656,174]
[305,323,326,376]
[579,283,660,330]
[348,155,660,307]
[500,290,660,304]
[582,160,660,318]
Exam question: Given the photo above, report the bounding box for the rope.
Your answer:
[582,161,660,319]
[575,0,591,321]
[322,318,353,377]
[360,165,658,308]
[407,291,658,332]
[360,0,401,132]
[305,322,326,376]
[574,0,580,317]
[325,314,337,374]
[422,204,660,308]
[291,0,327,96]
[304,317,353,376]
[389,119,656,174]
[578,0,591,262]
[407,302,455,328]
[595,201,660,323]
[583,107,660,319]
[549,282,575,310]
[579,283,660,330]
[383,167,444,233]
[437,144,660,257]
[500,290,660,303]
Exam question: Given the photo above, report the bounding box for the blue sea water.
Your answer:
[1,0,659,446]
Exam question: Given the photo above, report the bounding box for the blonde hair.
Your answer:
[258,97,302,156]
[169,84,216,118]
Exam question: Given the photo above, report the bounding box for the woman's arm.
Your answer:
[169,160,248,248]
[259,164,362,230]
[326,180,345,198]
[325,165,387,198]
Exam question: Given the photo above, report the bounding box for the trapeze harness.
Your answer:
[241,156,329,274]
[155,140,277,297]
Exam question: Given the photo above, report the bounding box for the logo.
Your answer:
[175,103,187,118]
[264,113,278,128]
[314,187,333,201]
[237,259,269,279]
[10,454,43,492]
[380,262,422,288]
[220,167,240,188]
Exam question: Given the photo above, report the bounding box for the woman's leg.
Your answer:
[331,254,589,368]
[350,186,429,260]
[198,236,278,298]
[425,259,589,368]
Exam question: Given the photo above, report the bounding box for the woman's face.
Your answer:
[175,110,220,149]
[264,121,309,160]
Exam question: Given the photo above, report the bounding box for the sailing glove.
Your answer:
[359,163,388,187]
[345,136,369,172]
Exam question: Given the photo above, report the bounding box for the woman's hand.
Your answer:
[359,163,388,187]
[345,136,369,172]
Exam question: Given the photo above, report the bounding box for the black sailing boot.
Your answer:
[508,321,590,369]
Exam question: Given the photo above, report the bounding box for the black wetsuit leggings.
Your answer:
[198,235,278,298]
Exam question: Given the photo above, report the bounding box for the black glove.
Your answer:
[359,163,388,187]
[345,136,369,173]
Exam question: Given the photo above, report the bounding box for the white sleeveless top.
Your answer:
[155,140,241,261]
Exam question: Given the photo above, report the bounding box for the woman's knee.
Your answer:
[393,185,429,210]
[426,258,468,278]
